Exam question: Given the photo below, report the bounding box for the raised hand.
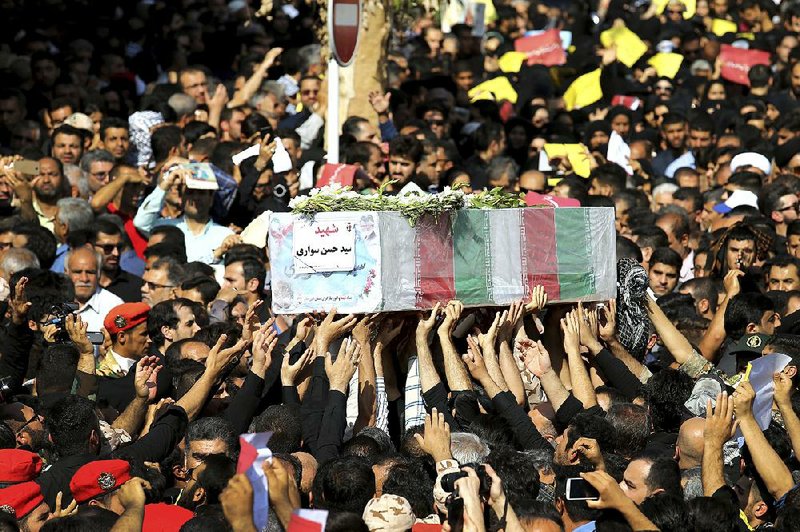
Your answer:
[134,356,162,402]
[525,285,548,315]
[9,277,31,325]
[577,302,602,354]
[221,474,256,532]
[516,339,552,377]
[315,309,358,354]
[704,392,736,449]
[207,334,249,378]
[478,310,504,353]
[462,335,490,381]
[413,408,453,462]
[732,380,756,420]
[774,372,794,407]
[416,302,442,339]
[251,320,278,377]
[561,310,581,355]
[598,299,617,343]
[438,300,464,337]
[497,300,524,343]
[281,347,314,386]
[117,477,151,510]
[65,313,92,355]
[325,337,361,393]
[368,90,392,115]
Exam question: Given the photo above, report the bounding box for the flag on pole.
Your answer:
[237,432,273,531]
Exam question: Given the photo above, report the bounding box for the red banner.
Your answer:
[719,45,770,86]
[317,163,357,187]
[514,29,565,67]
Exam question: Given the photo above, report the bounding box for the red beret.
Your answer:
[70,459,131,504]
[104,303,150,335]
[0,450,42,484]
[0,481,45,519]
[143,503,193,532]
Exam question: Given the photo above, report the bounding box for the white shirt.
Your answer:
[680,249,695,284]
[111,349,137,374]
[76,288,124,333]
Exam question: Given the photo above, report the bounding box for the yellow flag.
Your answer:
[563,69,602,111]
[711,18,737,36]
[468,76,518,104]
[544,143,592,178]
[652,0,696,18]
[498,52,527,73]
[648,53,684,78]
[600,26,648,67]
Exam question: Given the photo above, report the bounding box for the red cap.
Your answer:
[0,481,45,519]
[0,450,42,483]
[143,503,193,532]
[70,459,131,503]
[104,303,150,335]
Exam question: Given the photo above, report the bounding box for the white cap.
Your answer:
[730,152,771,176]
[713,189,759,214]
[64,112,94,133]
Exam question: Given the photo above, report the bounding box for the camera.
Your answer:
[441,465,492,498]
[42,303,79,342]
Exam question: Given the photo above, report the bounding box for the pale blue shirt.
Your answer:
[133,186,233,264]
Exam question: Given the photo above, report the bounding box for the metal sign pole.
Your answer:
[326,57,340,164]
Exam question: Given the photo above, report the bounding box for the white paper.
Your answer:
[538,150,552,172]
[299,160,315,190]
[293,219,357,273]
[607,131,633,175]
[183,162,219,190]
[240,211,272,248]
[232,143,260,166]
[747,353,792,430]
[272,138,293,173]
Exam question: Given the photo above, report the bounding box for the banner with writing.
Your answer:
[719,45,770,86]
[514,29,565,66]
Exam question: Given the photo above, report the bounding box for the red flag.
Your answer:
[514,29,565,66]
[719,45,770,86]
[317,163,358,187]
[611,95,641,111]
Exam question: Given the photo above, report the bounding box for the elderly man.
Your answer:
[65,246,123,333]
[51,197,94,274]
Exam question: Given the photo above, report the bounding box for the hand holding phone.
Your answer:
[566,477,600,501]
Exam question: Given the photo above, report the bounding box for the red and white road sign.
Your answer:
[329,0,361,66]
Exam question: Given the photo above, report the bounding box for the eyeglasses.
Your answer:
[779,203,800,213]
[301,89,319,96]
[519,187,547,194]
[144,280,176,290]
[427,119,445,127]
[15,412,44,436]
[95,243,121,254]
[253,182,271,190]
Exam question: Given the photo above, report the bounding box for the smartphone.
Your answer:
[565,477,599,501]
[87,332,105,345]
[12,160,39,175]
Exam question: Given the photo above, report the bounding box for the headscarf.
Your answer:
[616,258,651,360]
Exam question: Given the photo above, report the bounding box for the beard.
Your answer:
[177,484,202,511]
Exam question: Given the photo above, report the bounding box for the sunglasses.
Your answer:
[427,119,445,127]
[95,243,121,254]
[301,89,319,96]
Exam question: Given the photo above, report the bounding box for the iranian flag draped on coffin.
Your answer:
[268,207,616,314]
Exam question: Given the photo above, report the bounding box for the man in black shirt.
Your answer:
[92,219,143,303]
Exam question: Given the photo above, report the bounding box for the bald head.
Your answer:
[677,417,706,469]
[519,170,546,193]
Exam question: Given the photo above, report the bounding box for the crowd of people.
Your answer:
[2,0,800,531]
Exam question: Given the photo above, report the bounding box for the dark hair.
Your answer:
[148,298,192,348]
[150,225,187,248]
[724,293,774,339]
[649,247,682,271]
[487,447,541,508]
[617,236,643,262]
[99,117,128,140]
[680,277,720,315]
[179,276,221,306]
[40,506,119,532]
[183,121,216,145]
[688,113,714,134]
[250,405,302,453]
[223,255,265,292]
[44,395,100,458]
[661,113,687,128]
[186,417,239,461]
[91,219,123,241]
[381,457,434,517]
[639,493,690,531]
[325,512,369,532]
[145,242,188,265]
[388,135,423,164]
[642,369,694,433]
[631,226,669,250]
[36,343,79,396]
[344,141,380,167]
[688,496,740,532]
[566,413,615,453]
[591,163,627,194]
[12,222,57,269]
[312,456,376,514]
[196,453,236,506]
[341,434,384,463]
[638,453,682,498]
[606,403,651,457]
[52,124,86,144]
[472,121,504,152]
[150,255,186,285]
[554,466,601,524]
[151,125,183,164]
[241,113,269,140]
